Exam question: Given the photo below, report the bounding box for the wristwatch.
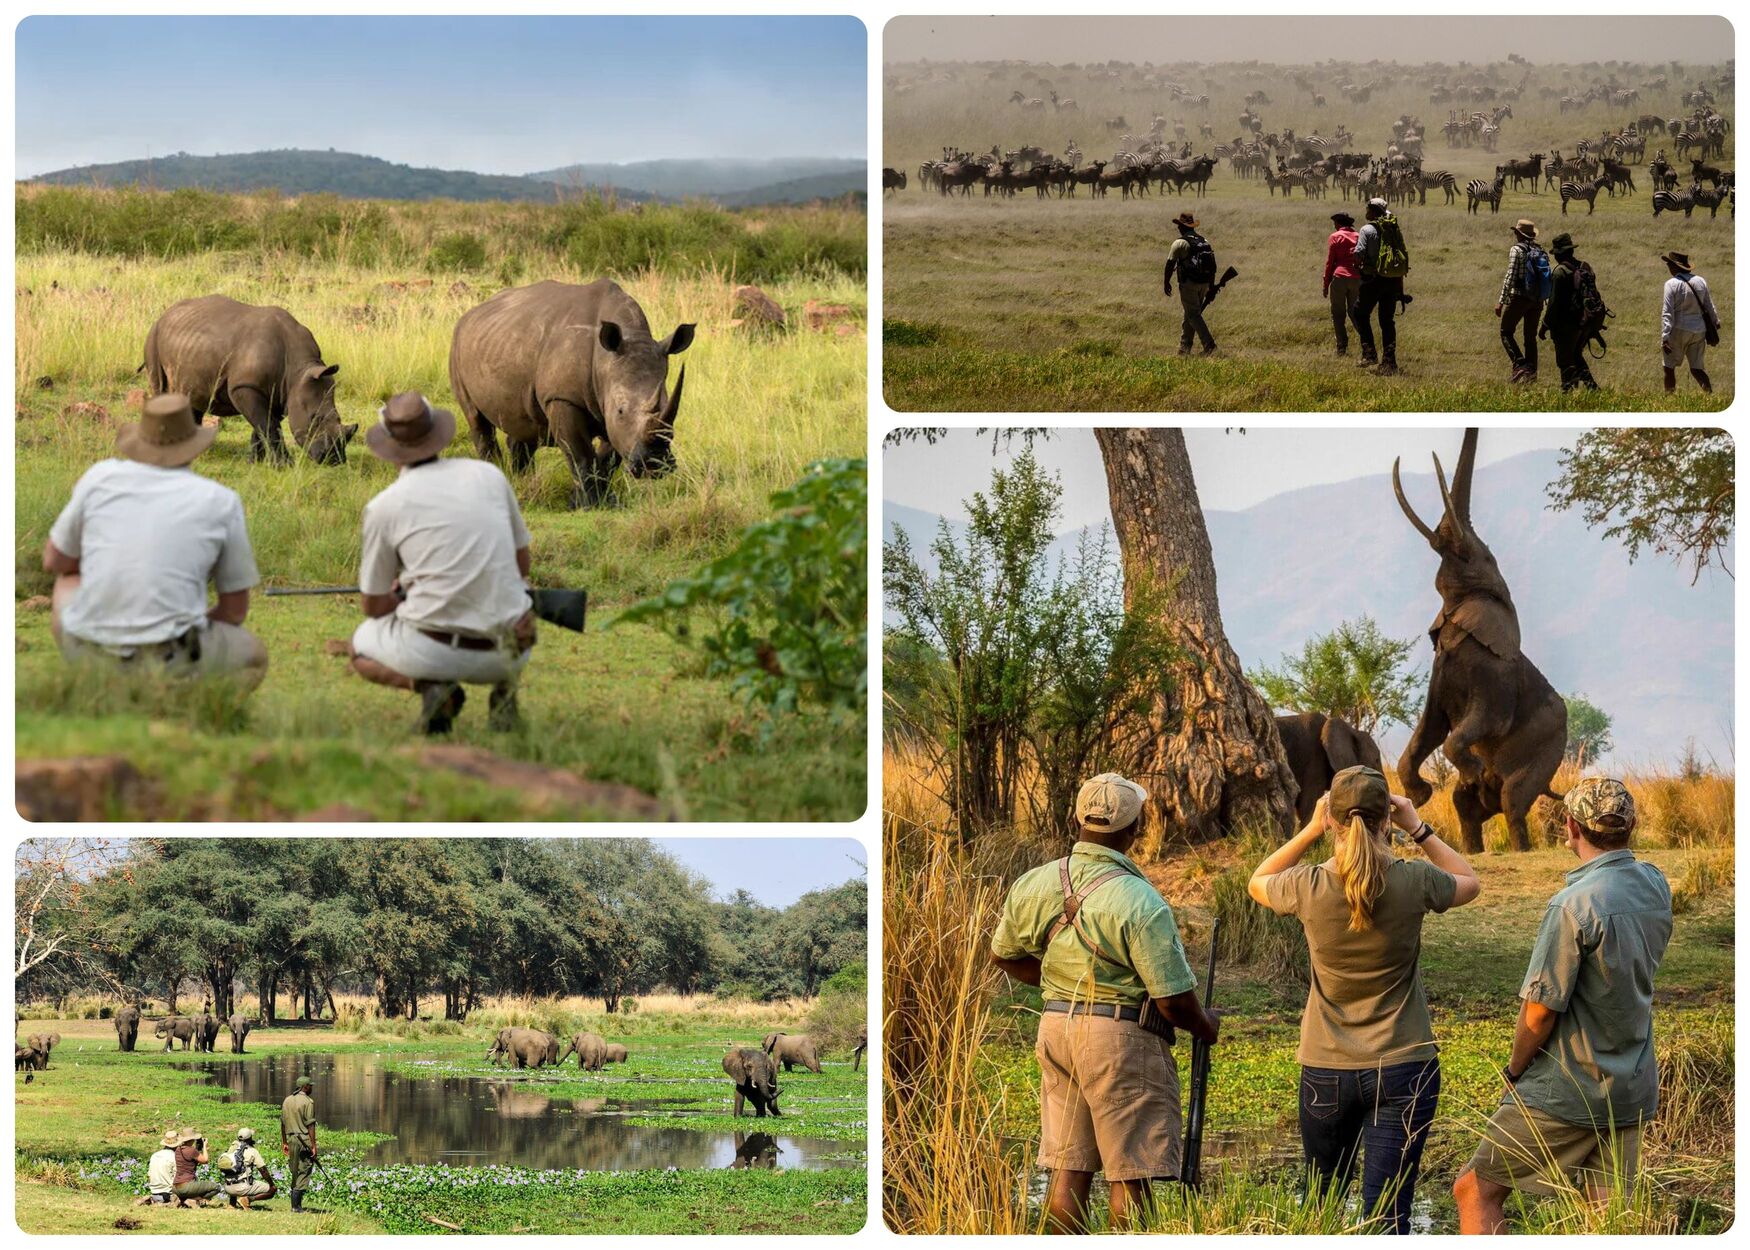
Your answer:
[1503,1065,1523,1085]
[1412,822,1435,844]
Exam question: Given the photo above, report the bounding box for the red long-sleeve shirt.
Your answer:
[1323,227,1360,290]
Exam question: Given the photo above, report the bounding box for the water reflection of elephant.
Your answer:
[488,1082,554,1118]
[730,1132,780,1169]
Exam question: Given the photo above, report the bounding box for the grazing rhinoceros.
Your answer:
[448,280,694,508]
[142,295,356,465]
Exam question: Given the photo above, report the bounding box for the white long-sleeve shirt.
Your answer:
[1662,274,1718,339]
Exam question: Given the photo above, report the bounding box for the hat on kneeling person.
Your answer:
[365,391,457,465]
[116,394,218,468]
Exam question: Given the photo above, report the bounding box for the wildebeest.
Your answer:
[142,296,356,465]
[449,281,694,509]
[882,167,907,194]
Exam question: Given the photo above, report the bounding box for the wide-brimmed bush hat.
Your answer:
[1172,210,1199,229]
[1514,218,1538,239]
[160,1129,181,1148]
[365,391,456,465]
[1550,232,1577,255]
[116,393,217,468]
[1661,251,1693,272]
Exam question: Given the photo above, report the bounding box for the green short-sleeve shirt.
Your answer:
[1513,850,1672,1128]
[280,1091,317,1143]
[991,842,1197,1006]
[1263,857,1457,1069]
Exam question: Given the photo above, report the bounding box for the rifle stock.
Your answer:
[1201,267,1240,310]
[1180,917,1219,1189]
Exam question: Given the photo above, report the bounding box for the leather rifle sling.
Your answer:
[1044,857,1133,970]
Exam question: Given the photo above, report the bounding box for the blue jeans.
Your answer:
[1299,1058,1441,1234]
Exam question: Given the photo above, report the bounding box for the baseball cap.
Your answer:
[1075,773,1148,833]
[1564,777,1636,834]
[1329,765,1391,826]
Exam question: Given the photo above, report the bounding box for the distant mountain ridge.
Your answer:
[884,449,1733,768]
[26,148,866,207]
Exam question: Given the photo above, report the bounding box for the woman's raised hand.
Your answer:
[1388,793,1422,833]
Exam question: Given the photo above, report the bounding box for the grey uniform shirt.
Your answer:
[1514,849,1672,1128]
[358,458,532,637]
[49,459,259,646]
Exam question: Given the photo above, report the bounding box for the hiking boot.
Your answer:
[415,682,466,735]
[1376,358,1399,376]
[1177,344,1193,357]
[1511,368,1536,384]
[1199,344,1217,356]
[290,1190,304,1213]
[488,683,523,732]
[1357,348,1378,367]
[1334,343,1348,356]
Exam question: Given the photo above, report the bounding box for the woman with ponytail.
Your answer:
[1248,765,1481,1233]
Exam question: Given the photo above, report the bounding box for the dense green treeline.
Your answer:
[17,838,865,1019]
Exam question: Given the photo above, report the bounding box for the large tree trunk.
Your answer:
[1094,428,1296,851]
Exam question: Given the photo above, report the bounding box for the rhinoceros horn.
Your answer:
[661,364,686,427]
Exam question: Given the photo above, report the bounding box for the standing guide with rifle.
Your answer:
[1164,211,1233,356]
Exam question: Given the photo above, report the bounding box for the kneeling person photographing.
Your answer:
[349,392,536,734]
[989,773,1222,1233]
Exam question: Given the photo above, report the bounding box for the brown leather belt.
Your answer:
[419,629,498,652]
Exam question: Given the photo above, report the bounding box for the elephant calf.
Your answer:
[724,1047,782,1118]
[762,1031,823,1074]
[26,1032,61,1070]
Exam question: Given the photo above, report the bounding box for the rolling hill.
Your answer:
[26,149,865,207]
[884,449,1734,768]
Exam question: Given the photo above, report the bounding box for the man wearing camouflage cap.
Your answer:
[1454,777,1672,1233]
[989,773,1221,1232]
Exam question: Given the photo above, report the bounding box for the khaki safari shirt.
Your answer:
[1264,858,1458,1069]
[992,841,1197,1006]
[281,1091,317,1146]
[1514,849,1672,1128]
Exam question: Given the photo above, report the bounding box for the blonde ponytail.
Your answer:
[1332,812,1391,932]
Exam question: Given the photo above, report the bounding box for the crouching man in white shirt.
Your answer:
[43,393,268,691]
[349,392,536,734]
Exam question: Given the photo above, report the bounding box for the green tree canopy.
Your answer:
[1249,616,1426,736]
[1547,428,1733,583]
[1563,693,1615,766]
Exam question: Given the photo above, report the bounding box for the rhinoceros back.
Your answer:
[449,280,647,442]
[146,295,320,415]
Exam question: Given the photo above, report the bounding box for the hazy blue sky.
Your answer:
[16,15,867,177]
[656,838,865,908]
[884,429,1578,529]
[885,16,1731,66]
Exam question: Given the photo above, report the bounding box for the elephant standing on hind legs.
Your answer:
[1393,429,1567,852]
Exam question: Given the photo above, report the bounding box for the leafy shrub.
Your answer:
[808,962,867,1056]
[620,458,867,715]
[427,231,486,272]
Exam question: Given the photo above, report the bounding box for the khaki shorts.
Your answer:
[60,620,263,680]
[352,613,529,686]
[1466,1100,1643,1197]
[1036,1010,1182,1182]
[1663,326,1707,370]
[223,1180,274,1199]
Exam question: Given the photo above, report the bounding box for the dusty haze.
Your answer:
[885,15,1733,66]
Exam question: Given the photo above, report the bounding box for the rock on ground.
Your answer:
[17,756,152,821]
[409,745,668,819]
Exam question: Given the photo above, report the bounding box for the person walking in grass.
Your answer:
[1322,212,1362,357]
[347,391,537,735]
[1248,766,1482,1235]
[1163,211,1219,356]
[1351,199,1409,375]
[1540,233,1599,392]
[1453,779,1672,1234]
[1658,251,1721,395]
[990,773,1222,1233]
[1495,219,1552,384]
[42,393,268,693]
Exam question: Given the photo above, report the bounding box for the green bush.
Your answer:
[621,458,867,716]
[808,961,868,1056]
[427,231,486,272]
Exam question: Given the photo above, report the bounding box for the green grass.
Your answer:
[14,242,866,820]
[882,57,1733,412]
[964,846,1733,1233]
[15,1017,868,1235]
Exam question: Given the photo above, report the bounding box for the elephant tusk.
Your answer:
[1392,457,1437,542]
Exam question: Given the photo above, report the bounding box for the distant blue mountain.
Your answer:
[884,449,1733,768]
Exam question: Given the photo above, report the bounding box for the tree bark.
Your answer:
[1094,428,1296,851]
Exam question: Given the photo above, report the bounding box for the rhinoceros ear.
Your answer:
[598,321,624,353]
[662,324,696,356]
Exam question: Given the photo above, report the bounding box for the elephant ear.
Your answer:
[1319,716,1365,771]
[1440,596,1521,659]
[724,1051,748,1082]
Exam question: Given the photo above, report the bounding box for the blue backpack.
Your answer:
[1520,242,1553,301]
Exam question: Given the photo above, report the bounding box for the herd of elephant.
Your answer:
[13,1006,257,1073]
[485,1025,868,1120]
[139,277,693,509]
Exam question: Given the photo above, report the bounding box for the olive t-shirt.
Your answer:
[1264,857,1458,1069]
